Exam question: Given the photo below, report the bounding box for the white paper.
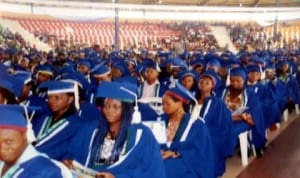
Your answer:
[142,121,167,144]
[70,160,97,178]
[232,106,249,116]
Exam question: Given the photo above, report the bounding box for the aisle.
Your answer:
[222,112,299,178]
[237,115,300,178]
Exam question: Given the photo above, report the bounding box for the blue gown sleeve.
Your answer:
[200,97,233,176]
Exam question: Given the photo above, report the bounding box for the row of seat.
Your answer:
[3,16,177,47]
[139,96,300,167]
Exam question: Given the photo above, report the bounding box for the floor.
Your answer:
[221,111,299,178]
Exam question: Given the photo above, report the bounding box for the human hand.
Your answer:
[62,159,73,169]
[96,172,115,178]
[232,115,243,121]
[161,150,180,159]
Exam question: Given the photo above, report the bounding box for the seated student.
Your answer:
[205,58,227,95]
[76,59,92,83]
[58,71,101,123]
[277,60,300,108]
[196,71,233,177]
[178,70,198,96]
[219,67,266,156]
[246,65,281,128]
[161,58,188,89]
[32,80,85,161]
[264,64,287,113]
[63,81,166,178]
[139,60,167,98]
[160,84,215,178]
[0,74,21,104]
[0,105,68,178]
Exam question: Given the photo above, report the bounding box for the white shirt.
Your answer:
[141,80,160,98]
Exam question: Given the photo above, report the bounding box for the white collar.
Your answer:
[144,79,160,86]
[16,144,40,165]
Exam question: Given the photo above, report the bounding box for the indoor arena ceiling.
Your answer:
[64,0,300,7]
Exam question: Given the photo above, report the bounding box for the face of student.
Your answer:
[145,68,159,83]
[230,76,245,90]
[247,71,260,83]
[20,83,32,100]
[0,129,27,165]
[198,77,214,93]
[37,72,52,84]
[280,63,289,73]
[77,64,90,75]
[47,93,74,113]
[103,98,122,125]
[181,75,194,90]
[111,67,122,79]
[162,94,182,115]
[265,70,275,80]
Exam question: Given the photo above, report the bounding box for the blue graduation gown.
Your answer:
[264,78,287,112]
[0,145,63,178]
[247,82,281,127]
[79,102,102,122]
[160,113,215,178]
[220,87,266,150]
[32,114,85,161]
[65,123,166,178]
[279,74,300,104]
[199,96,233,177]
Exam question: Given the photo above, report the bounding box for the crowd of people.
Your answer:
[0,18,300,178]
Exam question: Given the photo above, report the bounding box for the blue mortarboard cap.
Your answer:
[96,81,137,103]
[0,74,23,98]
[38,80,76,94]
[265,63,275,71]
[78,59,92,69]
[0,105,27,131]
[111,60,130,76]
[56,66,77,77]
[190,59,205,68]
[14,71,33,85]
[247,65,260,73]
[91,63,111,76]
[279,60,290,66]
[230,67,247,81]
[165,83,193,104]
[206,58,221,67]
[171,57,188,69]
[179,70,197,81]
[36,64,54,76]
[59,72,91,92]
[145,60,161,72]
[250,57,265,66]
[125,58,137,66]
[135,62,146,74]
[199,70,217,88]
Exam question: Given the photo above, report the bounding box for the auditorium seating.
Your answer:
[2,15,179,48]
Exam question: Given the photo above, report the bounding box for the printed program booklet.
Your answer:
[70,160,97,178]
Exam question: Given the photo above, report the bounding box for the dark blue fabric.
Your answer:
[65,123,166,178]
[160,113,215,178]
[33,114,85,161]
[9,156,63,178]
[200,96,234,177]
